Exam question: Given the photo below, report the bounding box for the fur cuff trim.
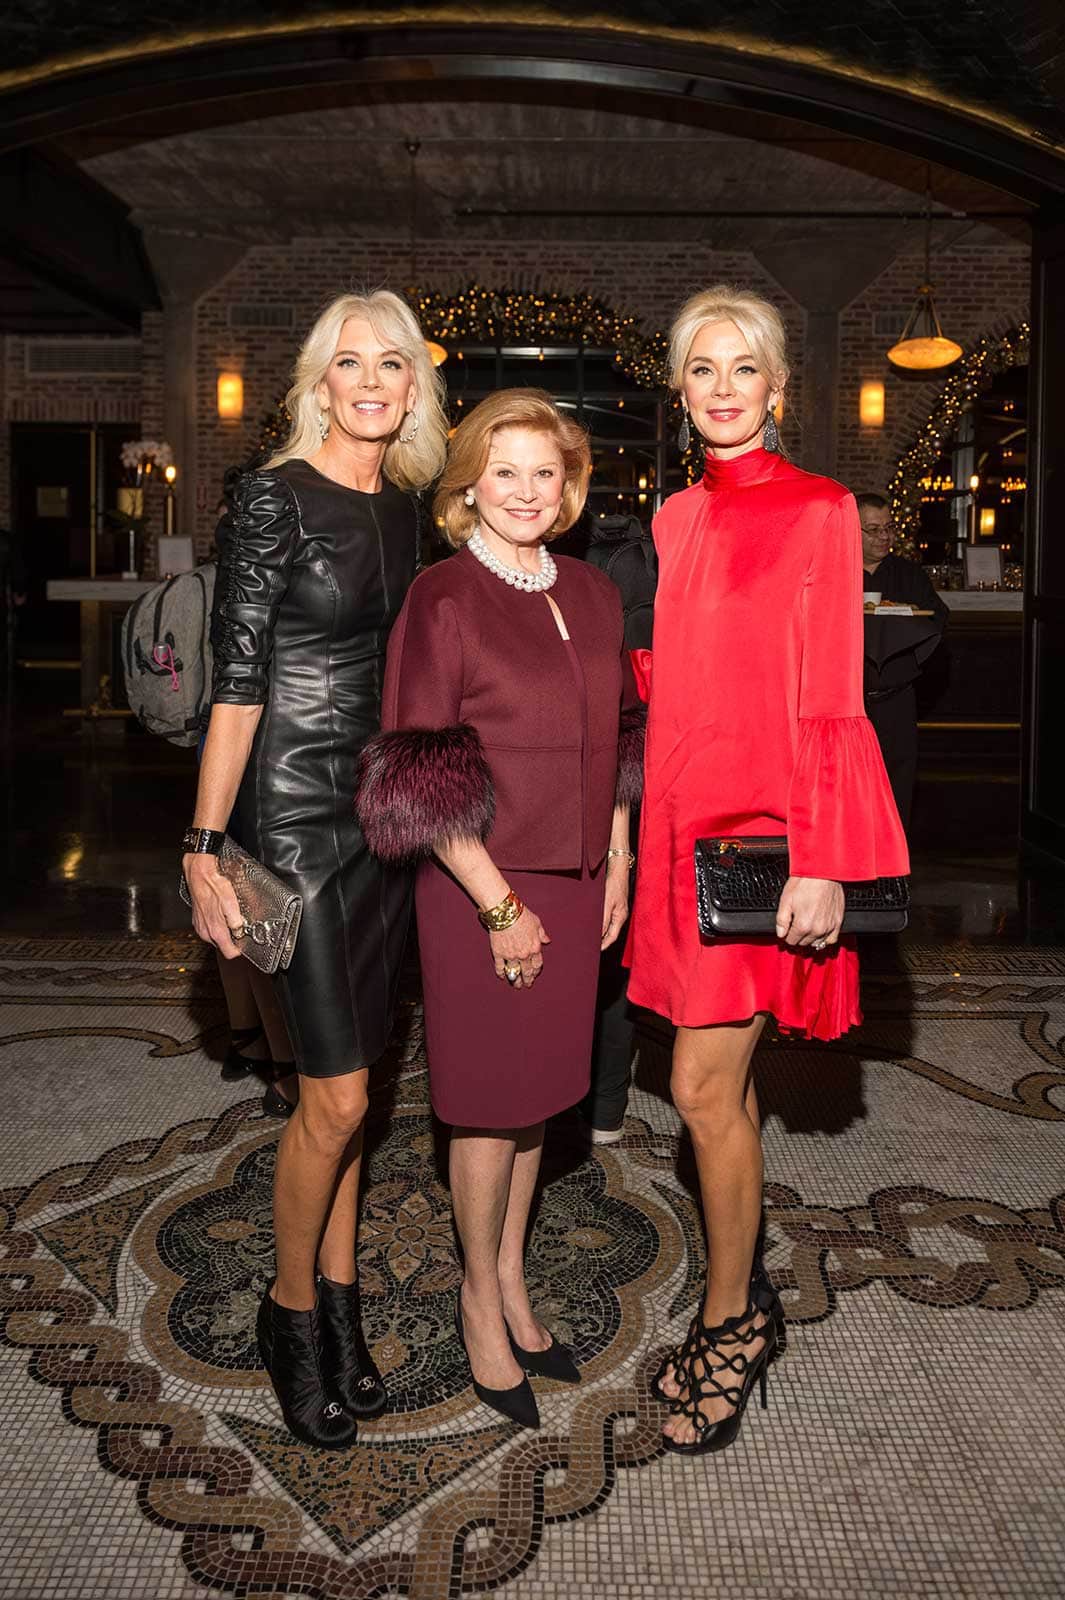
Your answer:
[616,705,646,810]
[356,723,495,861]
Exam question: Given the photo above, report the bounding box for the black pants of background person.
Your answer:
[865,683,917,834]
[579,931,637,1133]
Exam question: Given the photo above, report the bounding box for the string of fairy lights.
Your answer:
[253,284,690,472]
[888,323,1030,560]
[255,285,1024,566]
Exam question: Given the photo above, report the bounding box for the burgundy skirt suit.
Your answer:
[357,547,643,1128]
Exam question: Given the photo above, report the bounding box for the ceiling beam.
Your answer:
[0,147,159,331]
[0,25,1062,204]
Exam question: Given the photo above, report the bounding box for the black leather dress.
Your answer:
[210,458,419,1076]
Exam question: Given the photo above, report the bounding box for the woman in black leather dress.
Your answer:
[183,290,448,1446]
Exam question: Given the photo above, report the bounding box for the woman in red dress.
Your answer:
[625,286,908,1453]
[358,390,642,1430]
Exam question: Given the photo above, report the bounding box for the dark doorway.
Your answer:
[10,422,136,661]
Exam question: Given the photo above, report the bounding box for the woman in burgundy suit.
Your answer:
[626,287,908,1454]
[358,390,642,1429]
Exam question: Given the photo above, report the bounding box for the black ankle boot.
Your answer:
[256,1285,359,1448]
[315,1274,388,1418]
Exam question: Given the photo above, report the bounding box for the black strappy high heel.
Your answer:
[660,1298,776,1457]
[220,1023,266,1082]
[651,1259,786,1405]
[751,1259,787,1360]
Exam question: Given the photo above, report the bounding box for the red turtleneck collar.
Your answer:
[701,445,784,491]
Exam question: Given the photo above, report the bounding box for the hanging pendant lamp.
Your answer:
[406,139,448,370]
[887,176,962,372]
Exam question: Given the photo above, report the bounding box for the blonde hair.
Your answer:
[668,285,789,397]
[434,388,591,549]
[265,289,448,490]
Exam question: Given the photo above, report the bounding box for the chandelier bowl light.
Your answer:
[888,285,963,371]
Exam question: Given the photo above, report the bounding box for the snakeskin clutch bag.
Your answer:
[694,836,909,937]
[180,837,303,974]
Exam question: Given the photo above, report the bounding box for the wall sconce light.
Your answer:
[969,473,980,493]
[217,371,244,420]
[859,381,885,428]
[164,464,177,486]
[979,508,996,537]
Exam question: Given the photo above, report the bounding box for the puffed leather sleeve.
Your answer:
[210,471,301,705]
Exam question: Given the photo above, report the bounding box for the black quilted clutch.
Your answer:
[694,836,909,937]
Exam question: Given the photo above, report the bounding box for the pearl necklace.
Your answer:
[467,528,558,593]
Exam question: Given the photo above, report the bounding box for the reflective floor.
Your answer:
[5,676,1065,948]
[2,679,1064,1600]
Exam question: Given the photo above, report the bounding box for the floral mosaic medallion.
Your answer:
[135,1106,678,1426]
[3,944,1065,1599]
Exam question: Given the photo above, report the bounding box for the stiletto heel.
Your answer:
[220,1024,265,1082]
[652,1258,785,1407]
[455,1299,540,1429]
[751,1260,787,1361]
[759,1362,768,1410]
[316,1274,387,1418]
[660,1297,776,1457]
[256,1283,358,1449]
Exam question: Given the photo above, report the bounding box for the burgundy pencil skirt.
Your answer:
[415,858,606,1129]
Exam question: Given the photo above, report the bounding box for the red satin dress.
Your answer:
[624,447,909,1041]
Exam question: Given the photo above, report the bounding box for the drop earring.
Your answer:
[318,410,330,441]
[677,403,691,455]
[398,410,420,444]
[763,409,781,452]
[464,489,475,507]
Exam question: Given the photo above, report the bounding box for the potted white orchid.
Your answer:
[114,439,175,577]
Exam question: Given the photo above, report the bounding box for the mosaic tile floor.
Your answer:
[0,932,1063,1599]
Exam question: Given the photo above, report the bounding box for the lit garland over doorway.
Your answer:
[253,285,672,463]
[888,323,1029,559]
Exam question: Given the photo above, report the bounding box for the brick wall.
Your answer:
[1,236,1033,560]
[1,336,142,528]
[190,237,806,555]
[837,245,1030,495]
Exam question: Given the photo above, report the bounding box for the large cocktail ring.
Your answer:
[504,961,521,984]
[812,937,828,951]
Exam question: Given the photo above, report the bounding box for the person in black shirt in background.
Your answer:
[556,512,655,1141]
[858,492,948,832]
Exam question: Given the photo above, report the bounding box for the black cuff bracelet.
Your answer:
[182,827,225,855]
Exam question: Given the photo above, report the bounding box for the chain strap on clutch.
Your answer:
[694,836,909,937]
[180,837,303,974]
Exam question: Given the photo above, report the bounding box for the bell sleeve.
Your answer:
[355,577,495,861]
[210,472,300,705]
[787,493,910,881]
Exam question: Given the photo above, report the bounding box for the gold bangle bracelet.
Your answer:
[606,848,636,870]
[477,889,525,932]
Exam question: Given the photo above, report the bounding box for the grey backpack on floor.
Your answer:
[121,564,216,747]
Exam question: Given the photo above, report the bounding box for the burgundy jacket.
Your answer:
[357,546,643,872]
